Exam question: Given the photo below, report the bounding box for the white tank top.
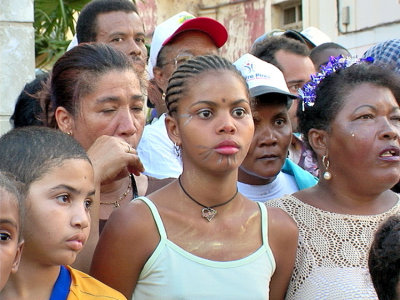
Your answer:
[132,197,276,300]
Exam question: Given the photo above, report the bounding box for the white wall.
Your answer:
[306,0,400,56]
[0,0,35,135]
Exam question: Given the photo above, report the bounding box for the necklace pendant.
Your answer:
[202,207,217,222]
[114,201,120,208]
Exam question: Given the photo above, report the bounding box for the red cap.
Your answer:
[162,17,228,48]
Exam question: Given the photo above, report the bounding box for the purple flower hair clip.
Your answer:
[298,55,374,110]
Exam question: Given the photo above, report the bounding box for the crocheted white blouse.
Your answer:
[267,194,400,300]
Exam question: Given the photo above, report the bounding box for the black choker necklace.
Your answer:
[178,176,238,222]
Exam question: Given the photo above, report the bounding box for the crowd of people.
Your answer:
[0,0,399,299]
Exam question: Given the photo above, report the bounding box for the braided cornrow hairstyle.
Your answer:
[165,55,249,115]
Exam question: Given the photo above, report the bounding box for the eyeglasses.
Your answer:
[162,53,194,68]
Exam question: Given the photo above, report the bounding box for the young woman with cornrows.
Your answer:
[267,56,400,299]
[90,55,298,299]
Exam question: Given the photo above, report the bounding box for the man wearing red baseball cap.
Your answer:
[138,11,228,179]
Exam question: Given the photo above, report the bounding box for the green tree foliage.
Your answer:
[34,0,90,68]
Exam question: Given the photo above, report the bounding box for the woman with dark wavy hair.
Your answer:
[267,56,400,299]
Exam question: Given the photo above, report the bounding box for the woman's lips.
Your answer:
[66,233,86,251]
[215,141,239,155]
[379,147,400,161]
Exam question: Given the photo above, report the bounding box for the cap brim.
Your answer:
[162,17,228,48]
[250,86,297,99]
[283,30,316,47]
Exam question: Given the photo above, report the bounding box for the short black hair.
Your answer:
[309,42,351,71]
[310,42,349,56]
[297,63,400,151]
[76,0,138,43]
[0,127,90,187]
[369,215,400,300]
[10,73,49,128]
[250,36,310,71]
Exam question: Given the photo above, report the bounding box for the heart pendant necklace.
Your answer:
[178,176,238,222]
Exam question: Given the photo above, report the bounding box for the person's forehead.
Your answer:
[275,50,309,65]
[95,10,144,35]
[275,50,314,77]
[0,190,19,220]
[165,31,218,55]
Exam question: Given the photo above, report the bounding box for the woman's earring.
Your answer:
[322,155,332,180]
[174,143,181,158]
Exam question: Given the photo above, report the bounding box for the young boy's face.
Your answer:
[239,101,292,185]
[0,189,23,291]
[23,159,95,267]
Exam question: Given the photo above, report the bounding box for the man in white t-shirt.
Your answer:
[234,54,317,202]
[137,11,228,179]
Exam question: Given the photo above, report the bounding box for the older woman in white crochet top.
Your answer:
[267,56,400,299]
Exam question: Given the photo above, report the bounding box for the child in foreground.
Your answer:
[0,127,126,300]
[0,172,24,292]
[369,215,400,300]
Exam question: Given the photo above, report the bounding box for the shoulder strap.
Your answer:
[136,196,167,239]
[257,202,268,245]
[130,173,139,198]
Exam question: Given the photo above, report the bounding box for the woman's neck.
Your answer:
[297,181,398,215]
[238,169,278,185]
[1,257,60,300]
[179,169,239,208]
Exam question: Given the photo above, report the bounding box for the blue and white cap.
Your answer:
[234,53,297,104]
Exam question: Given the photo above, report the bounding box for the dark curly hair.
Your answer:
[297,63,400,151]
[369,215,400,300]
[165,55,250,115]
[10,73,48,128]
[76,0,138,43]
[250,36,310,71]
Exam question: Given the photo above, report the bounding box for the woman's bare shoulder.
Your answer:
[267,206,298,239]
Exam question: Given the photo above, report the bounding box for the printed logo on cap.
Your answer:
[241,60,273,84]
[178,15,194,24]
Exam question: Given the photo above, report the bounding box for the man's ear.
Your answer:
[165,114,181,146]
[153,66,168,93]
[11,240,24,273]
[308,128,328,158]
[55,106,74,134]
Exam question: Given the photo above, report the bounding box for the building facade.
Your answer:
[138,0,400,59]
[1,0,399,136]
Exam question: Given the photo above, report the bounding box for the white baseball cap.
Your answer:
[234,53,297,104]
[148,11,228,79]
[300,27,331,47]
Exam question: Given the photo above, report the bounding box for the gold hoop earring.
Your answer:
[322,155,332,180]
